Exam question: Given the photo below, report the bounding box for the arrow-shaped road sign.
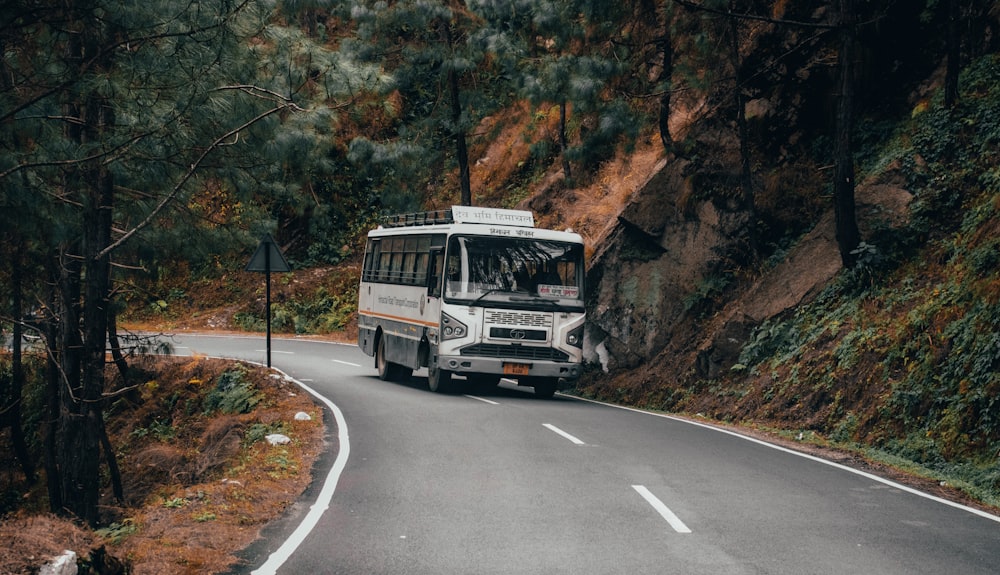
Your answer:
[245,233,291,367]
[246,233,291,273]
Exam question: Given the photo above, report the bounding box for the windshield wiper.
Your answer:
[508,294,584,311]
[473,288,506,305]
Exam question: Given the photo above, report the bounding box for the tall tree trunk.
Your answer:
[55,5,95,521]
[443,21,472,206]
[944,0,960,108]
[833,0,861,267]
[56,9,118,524]
[43,254,63,514]
[6,239,37,483]
[107,308,129,384]
[559,101,572,180]
[449,65,472,207]
[105,308,126,502]
[99,408,124,502]
[729,1,756,253]
[56,239,94,522]
[658,21,673,152]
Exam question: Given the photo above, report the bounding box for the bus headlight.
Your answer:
[567,324,584,349]
[441,312,468,341]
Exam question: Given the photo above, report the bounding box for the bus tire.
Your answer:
[427,365,453,393]
[377,337,411,381]
[532,378,558,399]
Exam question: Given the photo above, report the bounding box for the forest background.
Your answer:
[2,0,1000,570]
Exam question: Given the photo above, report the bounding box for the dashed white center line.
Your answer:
[464,395,499,405]
[632,485,692,534]
[257,350,294,354]
[543,423,585,445]
[332,359,361,367]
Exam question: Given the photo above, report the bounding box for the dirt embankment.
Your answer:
[1,355,325,575]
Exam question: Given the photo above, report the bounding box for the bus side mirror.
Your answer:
[427,248,444,298]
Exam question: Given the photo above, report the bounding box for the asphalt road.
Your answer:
[165,333,1000,575]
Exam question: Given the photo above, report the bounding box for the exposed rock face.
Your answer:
[585,156,750,372]
[584,155,913,381]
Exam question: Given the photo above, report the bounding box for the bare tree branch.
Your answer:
[672,0,838,30]
[96,101,298,260]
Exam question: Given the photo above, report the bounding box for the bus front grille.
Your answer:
[485,310,552,328]
[461,344,569,362]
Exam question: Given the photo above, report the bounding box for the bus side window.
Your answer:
[427,248,444,298]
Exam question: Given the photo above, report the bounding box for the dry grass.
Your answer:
[466,100,669,260]
[1,355,325,574]
[0,514,105,574]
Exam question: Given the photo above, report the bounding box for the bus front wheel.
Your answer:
[532,378,558,399]
[427,364,453,393]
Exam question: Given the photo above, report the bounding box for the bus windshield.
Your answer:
[444,235,584,308]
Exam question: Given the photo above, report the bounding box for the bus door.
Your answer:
[424,235,447,317]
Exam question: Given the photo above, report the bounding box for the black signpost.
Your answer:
[245,233,291,367]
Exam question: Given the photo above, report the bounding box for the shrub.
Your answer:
[203,369,261,415]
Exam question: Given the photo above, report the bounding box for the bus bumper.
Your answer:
[435,355,583,381]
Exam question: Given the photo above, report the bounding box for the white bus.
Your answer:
[358,206,586,397]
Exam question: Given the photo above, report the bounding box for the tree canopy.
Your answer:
[0,0,367,523]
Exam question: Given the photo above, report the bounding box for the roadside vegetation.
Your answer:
[579,54,1000,509]
[0,354,323,574]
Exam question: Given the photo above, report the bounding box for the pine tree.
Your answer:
[0,0,348,524]
[472,0,636,182]
[344,0,488,208]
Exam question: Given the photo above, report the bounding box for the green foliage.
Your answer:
[245,421,291,447]
[95,520,138,544]
[203,369,261,415]
[162,497,187,509]
[131,419,177,442]
[265,447,298,478]
[682,272,734,317]
[233,312,267,332]
[726,54,1000,504]
[236,285,358,335]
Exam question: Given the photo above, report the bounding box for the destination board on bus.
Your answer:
[451,206,535,227]
[537,284,580,298]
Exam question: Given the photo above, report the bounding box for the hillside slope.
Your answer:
[570,54,1000,507]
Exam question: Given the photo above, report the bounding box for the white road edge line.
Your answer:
[571,395,1000,524]
[543,423,586,445]
[633,485,692,534]
[247,365,350,575]
[332,359,361,367]
[164,338,355,574]
[465,395,500,405]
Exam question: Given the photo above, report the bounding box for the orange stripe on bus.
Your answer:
[359,309,439,328]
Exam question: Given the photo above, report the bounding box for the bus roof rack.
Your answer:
[382,206,535,228]
[383,209,454,228]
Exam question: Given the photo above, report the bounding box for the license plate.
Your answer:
[503,362,530,376]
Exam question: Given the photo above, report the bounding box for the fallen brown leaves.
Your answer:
[1,355,325,575]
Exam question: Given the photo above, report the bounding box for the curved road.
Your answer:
[167,334,1000,575]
